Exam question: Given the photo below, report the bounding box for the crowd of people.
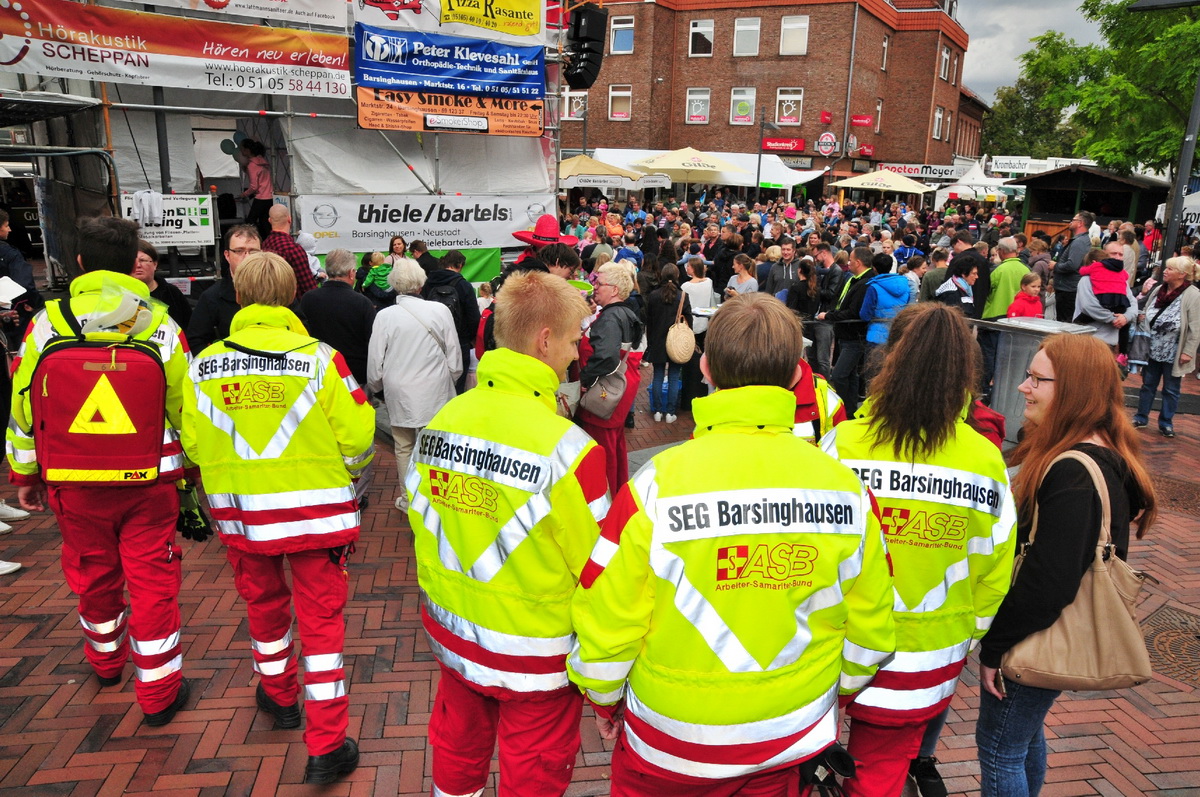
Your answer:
[0,185,1179,796]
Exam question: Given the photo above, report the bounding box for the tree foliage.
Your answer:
[980,77,1082,159]
[1015,0,1200,174]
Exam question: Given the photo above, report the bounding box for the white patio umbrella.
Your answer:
[629,147,749,198]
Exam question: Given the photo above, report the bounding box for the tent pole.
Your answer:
[375,132,435,195]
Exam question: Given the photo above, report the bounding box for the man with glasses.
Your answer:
[1054,211,1094,322]
[186,224,261,351]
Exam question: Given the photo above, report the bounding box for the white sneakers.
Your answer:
[0,500,29,521]
[0,521,12,535]
[394,496,409,512]
[653,412,663,422]
[665,414,677,424]
[0,560,21,576]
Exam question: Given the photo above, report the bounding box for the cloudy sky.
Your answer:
[958,0,1103,104]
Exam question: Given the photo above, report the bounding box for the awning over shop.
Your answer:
[593,147,825,190]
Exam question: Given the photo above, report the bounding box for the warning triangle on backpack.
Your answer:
[68,374,138,435]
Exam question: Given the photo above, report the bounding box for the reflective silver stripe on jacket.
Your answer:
[214,509,359,542]
[208,486,356,513]
[425,598,572,657]
[427,635,570,693]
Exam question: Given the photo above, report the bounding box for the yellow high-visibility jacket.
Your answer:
[181,304,375,555]
[7,271,190,485]
[408,347,609,697]
[569,384,896,780]
[821,405,1016,725]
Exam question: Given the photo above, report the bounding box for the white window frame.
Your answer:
[940,46,951,80]
[881,35,889,71]
[945,111,953,147]
[730,87,755,125]
[933,106,944,140]
[685,87,711,125]
[562,90,587,121]
[608,84,632,121]
[775,87,803,126]
[733,17,760,57]
[951,54,959,85]
[609,16,634,55]
[875,99,883,134]
[690,19,714,57]
[780,15,809,56]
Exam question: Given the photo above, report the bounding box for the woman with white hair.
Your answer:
[1133,256,1200,438]
[367,258,462,509]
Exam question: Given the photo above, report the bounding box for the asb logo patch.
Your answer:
[221,380,286,408]
[715,543,818,590]
[428,468,499,518]
[880,507,968,543]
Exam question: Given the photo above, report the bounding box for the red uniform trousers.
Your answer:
[611,736,813,797]
[50,481,183,714]
[226,546,349,756]
[841,718,927,797]
[429,665,583,797]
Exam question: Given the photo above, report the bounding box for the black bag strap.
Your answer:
[56,298,84,338]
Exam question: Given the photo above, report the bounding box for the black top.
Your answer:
[298,280,377,385]
[979,444,1142,668]
[417,251,441,275]
[580,302,643,387]
[824,270,871,340]
[785,281,821,321]
[953,248,991,318]
[150,278,192,331]
[643,284,692,365]
[421,268,482,343]
[186,279,239,353]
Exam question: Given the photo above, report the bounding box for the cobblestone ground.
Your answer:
[0,369,1197,796]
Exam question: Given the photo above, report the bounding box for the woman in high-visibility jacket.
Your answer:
[181,252,375,786]
[821,303,1017,797]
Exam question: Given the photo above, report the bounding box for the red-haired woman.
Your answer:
[976,334,1157,797]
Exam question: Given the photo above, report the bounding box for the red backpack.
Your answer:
[30,300,166,486]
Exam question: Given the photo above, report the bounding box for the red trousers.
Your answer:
[429,665,583,797]
[226,546,349,756]
[51,482,183,714]
[842,718,927,797]
[612,736,812,797]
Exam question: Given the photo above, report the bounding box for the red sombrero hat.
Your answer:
[512,214,578,248]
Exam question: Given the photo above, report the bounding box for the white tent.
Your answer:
[593,147,825,191]
[935,159,1021,208]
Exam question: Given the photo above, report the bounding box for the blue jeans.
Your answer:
[918,705,949,758]
[1134,357,1182,429]
[648,361,682,414]
[976,678,1061,797]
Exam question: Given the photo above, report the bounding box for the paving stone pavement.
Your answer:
[0,368,1197,796]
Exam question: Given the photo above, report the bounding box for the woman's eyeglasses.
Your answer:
[1024,371,1055,388]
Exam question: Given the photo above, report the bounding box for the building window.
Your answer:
[951,54,958,85]
[780,15,809,56]
[690,19,714,57]
[563,91,587,121]
[686,88,710,124]
[609,85,632,121]
[932,106,944,139]
[775,88,803,125]
[610,16,634,55]
[945,111,953,146]
[734,17,760,57]
[940,46,951,80]
[875,99,883,133]
[730,87,755,125]
[881,35,889,71]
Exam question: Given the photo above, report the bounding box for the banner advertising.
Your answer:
[145,0,345,27]
[879,163,968,181]
[355,22,543,99]
[0,0,350,99]
[354,0,547,47]
[356,86,544,136]
[298,193,557,254]
[120,194,216,248]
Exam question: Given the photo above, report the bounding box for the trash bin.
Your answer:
[972,317,1095,447]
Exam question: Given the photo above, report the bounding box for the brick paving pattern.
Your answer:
[0,368,1197,795]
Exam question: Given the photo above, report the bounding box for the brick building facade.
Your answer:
[559,0,982,183]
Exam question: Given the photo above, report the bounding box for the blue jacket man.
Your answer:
[860,257,912,345]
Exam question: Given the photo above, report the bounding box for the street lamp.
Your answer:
[755,106,781,204]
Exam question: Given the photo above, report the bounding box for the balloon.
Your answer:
[233,131,248,145]
[219,138,236,155]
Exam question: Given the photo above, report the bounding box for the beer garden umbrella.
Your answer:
[629,147,750,198]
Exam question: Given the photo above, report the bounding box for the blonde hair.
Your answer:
[1164,255,1197,282]
[233,251,296,307]
[494,271,589,353]
[596,262,634,300]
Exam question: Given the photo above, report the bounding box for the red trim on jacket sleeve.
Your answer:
[575,445,609,505]
[579,484,638,589]
[331,351,368,404]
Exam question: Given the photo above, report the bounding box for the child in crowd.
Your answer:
[1076,247,1130,321]
[1007,272,1044,318]
[360,251,395,308]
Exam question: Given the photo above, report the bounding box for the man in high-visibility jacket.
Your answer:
[8,217,192,725]
[793,357,847,445]
[569,293,896,795]
[821,372,1016,793]
[181,252,375,785]
[407,270,608,797]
